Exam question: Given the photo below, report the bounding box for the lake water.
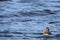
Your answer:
[0,0,60,40]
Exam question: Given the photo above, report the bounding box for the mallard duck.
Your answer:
[43,27,51,35]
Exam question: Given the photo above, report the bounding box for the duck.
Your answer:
[43,27,51,35]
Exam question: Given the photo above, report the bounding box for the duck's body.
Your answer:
[43,31,51,35]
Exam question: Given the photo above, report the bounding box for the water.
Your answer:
[0,0,60,40]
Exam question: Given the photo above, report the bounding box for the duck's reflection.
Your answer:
[43,38,54,40]
[43,38,48,40]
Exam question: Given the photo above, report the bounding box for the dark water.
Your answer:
[0,0,60,40]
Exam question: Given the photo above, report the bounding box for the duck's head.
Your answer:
[45,27,50,32]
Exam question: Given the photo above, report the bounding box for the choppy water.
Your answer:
[0,0,60,40]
